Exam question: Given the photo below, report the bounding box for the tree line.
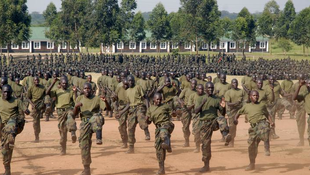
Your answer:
[0,0,309,55]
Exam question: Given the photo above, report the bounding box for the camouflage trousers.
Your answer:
[30,100,45,137]
[56,108,77,150]
[270,98,292,121]
[295,103,307,141]
[277,97,296,118]
[116,107,129,144]
[127,105,148,146]
[180,108,191,140]
[1,116,25,166]
[44,95,54,117]
[79,114,104,166]
[192,113,201,146]
[248,120,270,163]
[307,114,310,142]
[199,119,220,162]
[155,122,174,162]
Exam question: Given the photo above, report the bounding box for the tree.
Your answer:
[43,2,57,26]
[169,11,185,45]
[288,7,310,56]
[0,0,31,59]
[277,38,292,55]
[231,17,248,53]
[275,0,296,39]
[120,0,137,43]
[147,3,171,53]
[233,8,256,56]
[90,0,121,53]
[257,0,280,54]
[128,11,146,52]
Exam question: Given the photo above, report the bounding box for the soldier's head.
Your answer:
[186,73,191,81]
[1,77,8,88]
[141,72,146,79]
[190,79,197,91]
[79,71,85,79]
[53,71,59,78]
[200,73,206,81]
[196,84,204,96]
[216,71,220,78]
[83,83,92,98]
[165,77,172,88]
[298,73,305,83]
[60,77,68,90]
[33,76,40,86]
[256,79,263,90]
[268,75,275,85]
[205,82,214,96]
[231,79,238,89]
[285,74,290,80]
[8,73,13,81]
[220,73,226,84]
[87,75,92,83]
[127,75,135,88]
[250,90,259,103]
[2,84,12,100]
[123,78,129,90]
[207,76,212,82]
[252,74,257,82]
[108,70,113,77]
[37,70,42,77]
[153,93,163,106]
[15,77,20,85]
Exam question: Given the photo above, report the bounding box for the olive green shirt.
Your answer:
[115,86,128,106]
[214,82,231,97]
[238,102,269,124]
[181,80,191,90]
[12,83,23,98]
[147,104,170,125]
[75,95,106,118]
[213,77,220,84]
[137,79,150,93]
[296,87,310,113]
[27,84,46,103]
[50,88,74,109]
[179,88,196,105]
[281,80,293,93]
[0,97,26,123]
[162,86,178,103]
[200,95,224,121]
[126,85,144,107]
[47,78,60,91]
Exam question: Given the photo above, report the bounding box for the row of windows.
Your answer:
[0,42,78,50]
[116,41,267,50]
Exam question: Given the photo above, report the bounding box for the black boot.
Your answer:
[126,145,134,154]
[3,165,11,175]
[80,165,91,175]
[157,162,165,175]
[71,131,77,143]
[144,128,150,140]
[199,160,210,172]
[96,130,102,145]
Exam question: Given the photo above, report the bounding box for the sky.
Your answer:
[27,0,310,13]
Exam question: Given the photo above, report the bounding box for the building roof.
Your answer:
[29,27,49,41]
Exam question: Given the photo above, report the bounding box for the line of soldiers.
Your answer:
[1,54,310,174]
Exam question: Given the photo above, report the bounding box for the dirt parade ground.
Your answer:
[2,73,310,175]
[6,112,310,175]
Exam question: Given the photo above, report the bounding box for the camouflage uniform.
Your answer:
[75,95,106,166]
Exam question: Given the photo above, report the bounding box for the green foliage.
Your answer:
[147,3,171,47]
[275,0,296,39]
[0,0,31,47]
[288,7,310,48]
[172,48,179,57]
[120,0,137,41]
[43,3,57,26]
[128,12,146,43]
[30,12,45,26]
[277,37,293,55]
[257,0,280,38]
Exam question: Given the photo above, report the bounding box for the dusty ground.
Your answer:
[4,74,310,175]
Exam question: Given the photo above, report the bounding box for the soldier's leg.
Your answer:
[217,116,231,146]
[79,121,92,174]
[1,118,17,174]
[137,105,150,140]
[66,111,77,143]
[192,114,201,153]
[44,95,53,121]
[246,128,259,171]
[127,110,138,153]
[307,115,310,146]
[289,101,296,119]
[31,109,41,142]
[199,121,213,172]
[296,104,306,146]
[118,112,128,148]
[228,117,236,147]
[59,125,68,155]
[156,148,166,175]
[180,110,191,147]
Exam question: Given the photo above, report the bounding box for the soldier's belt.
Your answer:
[250,119,266,128]
[201,118,216,123]
[57,108,71,112]
[81,117,90,122]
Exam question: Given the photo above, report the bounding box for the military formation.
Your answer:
[0,53,310,175]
